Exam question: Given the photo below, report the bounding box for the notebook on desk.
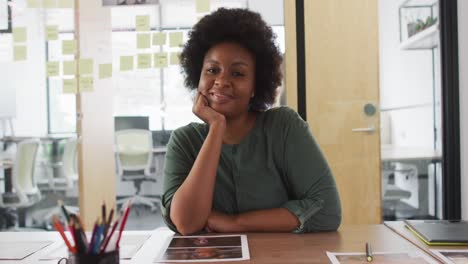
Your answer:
[404,220,468,246]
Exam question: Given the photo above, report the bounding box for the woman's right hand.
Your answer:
[193,91,226,126]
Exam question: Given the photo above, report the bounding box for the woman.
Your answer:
[162,8,341,235]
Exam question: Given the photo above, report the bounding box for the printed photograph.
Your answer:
[102,0,158,6]
[161,247,243,261]
[328,252,438,264]
[169,236,242,248]
[440,251,468,264]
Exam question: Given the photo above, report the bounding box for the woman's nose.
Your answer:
[214,72,231,87]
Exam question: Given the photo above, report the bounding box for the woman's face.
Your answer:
[198,42,256,118]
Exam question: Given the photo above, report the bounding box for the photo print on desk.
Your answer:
[431,249,468,264]
[327,251,439,264]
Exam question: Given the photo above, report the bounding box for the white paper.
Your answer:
[431,249,468,264]
[327,251,439,264]
[0,241,54,260]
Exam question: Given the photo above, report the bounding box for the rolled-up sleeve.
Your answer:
[280,110,342,233]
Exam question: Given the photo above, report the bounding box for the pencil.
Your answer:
[116,201,132,248]
[100,217,120,253]
[366,242,373,262]
[52,215,76,253]
[58,200,70,222]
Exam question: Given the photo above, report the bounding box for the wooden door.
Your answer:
[285,0,381,225]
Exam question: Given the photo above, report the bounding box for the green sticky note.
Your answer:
[152,32,166,46]
[47,61,60,77]
[170,52,181,65]
[13,46,27,61]
[62,40,77,55]
[169,32,183,48]
[45,25,58,41]
[135,15,150,32]
[44,0,57,8]
[79,76,94,92]
[137,54,152,69]
[58,0,74,8]
[99,64,112,79]
[13,28,27,43]
[137,33,151,49]
[79,59,93,75]
[63,78,77,93]
[27,0,41,8]
[120,56,134,71]
[153,52,168,68]
[196,0,210,13]
[63,60,76,75]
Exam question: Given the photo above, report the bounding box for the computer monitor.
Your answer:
[114,116,150,131]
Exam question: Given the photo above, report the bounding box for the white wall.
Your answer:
[458,0,468,220]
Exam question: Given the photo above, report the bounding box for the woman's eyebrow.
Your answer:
[204,59,219,64]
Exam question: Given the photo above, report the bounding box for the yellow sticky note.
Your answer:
[196,0,210,13]
[153,53,168,68]
[47,61,60,77]
[169,32,183,48]
[137,34,151,49]
[135,15,150,32]
[152,32,166,46]
[44,0,57,8]
[79,59,93,75]
[13,28,27,43]
[62,40,77,55]
[99,64,112,79]
[137,54,152,69]
[120,56,134,71]
[79,76,94,92]
[45,25,58,41]
[58,0,74,8]
[13,46,27,61]
[170,52,181,65]
[63,78,77,93]
[63,60,76,75]
[27,0,41,8]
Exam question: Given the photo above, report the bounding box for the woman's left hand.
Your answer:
[205,210,238,233]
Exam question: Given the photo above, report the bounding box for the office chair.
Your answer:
[381,163,414,220]
[115,129,160,212]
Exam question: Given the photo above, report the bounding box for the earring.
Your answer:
[251,93,255,98]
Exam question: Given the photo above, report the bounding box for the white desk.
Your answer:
[381,145,442,162]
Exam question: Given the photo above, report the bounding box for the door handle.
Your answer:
[352,125,375,133]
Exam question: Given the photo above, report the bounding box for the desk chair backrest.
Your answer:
[115,129,153,176]
[12,139,40,205]
[61,138,78,187]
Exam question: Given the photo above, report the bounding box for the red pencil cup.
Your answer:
[57,250,119,264]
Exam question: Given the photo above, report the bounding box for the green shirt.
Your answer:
[162,106,341,233]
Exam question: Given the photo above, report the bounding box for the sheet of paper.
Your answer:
[170,52,181,65]
[196,0,210,13]
[62,39,77,55]
[0,241,54,260]
[13,27,27,43]
[45,25,58,41]
[13,46,27,61]
[63,78,77,93]
[137,33,151,49]
[169,32,183,48]
[58,0,74,8]
[154,53,168,68]
[79,76,94,92]
[152,32,166,46]
[137,53,152,69]
[47,61,60,77]
[63,60,76,76]
[136,15,150,31]
[99,63,112,79]
[431,249,468,264]
[27,0,40,8]
[44,0,57,8]
[120,56,134,71]
[326,251,439,264]
[154,235,250,263]
[79,58,94,75]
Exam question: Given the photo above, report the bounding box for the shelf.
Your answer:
[400,23,439,50]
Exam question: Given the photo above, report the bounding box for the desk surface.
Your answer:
[0,225,444,264]
[381,145,442,162]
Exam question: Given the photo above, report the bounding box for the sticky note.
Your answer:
[13,28,27,43]
[27,0,40,8]
[99,64,112,79]
[79,76,94,92]
[63,78,77,93]
[137,54,151,69]
[45,25,58,41]
[169,32,183,48]
[196,0,210,13]
[44,0,57,8]
[120,56,134,71]
[135,15,150,32]
[137,33,151,49]
[13,46,27,61]
[58,0,74,8]
[152,32,166,46]
[170,52,181,65]
[153,53,168,68]
[63,60,76,75]
[62,40,77,55]
[47,61,60,77]
[79,59,93,75]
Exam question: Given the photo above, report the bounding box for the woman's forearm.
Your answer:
[170,121,225,235]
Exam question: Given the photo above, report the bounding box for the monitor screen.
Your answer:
[114,116,150,131]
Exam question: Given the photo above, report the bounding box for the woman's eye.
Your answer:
[232,72,245,77]
[206,68,219,74]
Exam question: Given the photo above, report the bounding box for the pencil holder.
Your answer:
[58,250,119,264]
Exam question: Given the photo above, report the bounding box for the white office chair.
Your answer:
[115,129,160,211]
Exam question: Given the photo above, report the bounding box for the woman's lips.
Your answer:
[209,93,234,104]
